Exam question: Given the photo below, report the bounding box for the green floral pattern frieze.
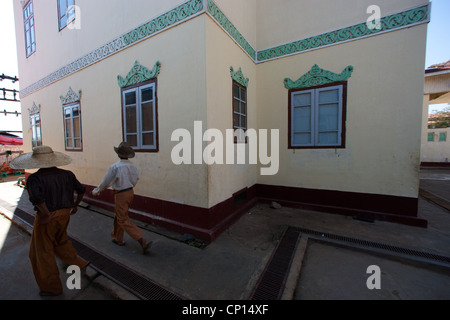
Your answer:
[285,64,354,89]
[230,66,249,87]
[123,0,204,47]
[118,61,161,88]
[20,1,429,98]
[207,0,257,61]
[258,4,429,62]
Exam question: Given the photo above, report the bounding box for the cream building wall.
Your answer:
[256,25,427,198]
[204,9,258,208]
[14,0,430,238]
[422,128,450,163]
[204,0,428,205]
[421,70,450,164]
[14,0,190,89]
[255,0,428,50]
[17,8,210,208]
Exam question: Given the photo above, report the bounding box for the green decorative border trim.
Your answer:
[258,4,429,62]
[123,0,204,47]
[118,61,161,88]
[285,64,354,89]
[230,66,249,87]
[207,0,256,61]
[20,0,204,98]
[20,1,430,98]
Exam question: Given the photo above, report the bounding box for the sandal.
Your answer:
[141,239,152,255]
[112,239,126,246]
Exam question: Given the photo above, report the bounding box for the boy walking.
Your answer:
[92,142,151,254]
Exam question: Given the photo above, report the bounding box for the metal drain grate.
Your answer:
[295,227,450,265]
[70,237,182,300]
[12,207,183,300]
[249,225,450,300]
[249,227,301,300]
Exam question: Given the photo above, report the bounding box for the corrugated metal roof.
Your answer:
[426,60,450,74]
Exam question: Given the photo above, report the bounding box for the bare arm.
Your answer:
[34,202,52,225]
[71,192,85,215]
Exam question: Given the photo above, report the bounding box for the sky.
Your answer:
[0,0,21,135]
[0,0,449,136]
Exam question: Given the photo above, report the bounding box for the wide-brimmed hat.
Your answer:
[114,142,135,159]
[10,146,72,169]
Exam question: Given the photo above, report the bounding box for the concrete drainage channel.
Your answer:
[250,226,450,300]
[10,205,450,300]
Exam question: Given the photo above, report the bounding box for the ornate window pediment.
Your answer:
[28,102,41,116]
[230,66,249,88]
[118,61,161,88]
[285,64,354,89]
[60,87,82,105]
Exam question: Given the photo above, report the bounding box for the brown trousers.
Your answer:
[29,208,89,294]
[111,189,143,243]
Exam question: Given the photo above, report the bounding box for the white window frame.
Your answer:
[30,113,42,148]
[63,103,82,151]
[58,0,75,31]
[23,1,36,57]
[290,85,344,148]
[233,82,247,143]
[122,82,157,151]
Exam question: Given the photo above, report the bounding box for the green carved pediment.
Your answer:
[118,61,161,88]
[230,66,249,88]
[285,64,353,89]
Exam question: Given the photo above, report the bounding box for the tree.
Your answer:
[429,104,450,129]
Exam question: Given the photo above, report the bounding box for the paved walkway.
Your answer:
[0,169,449,301]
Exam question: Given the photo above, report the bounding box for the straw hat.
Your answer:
[114,142,135,159]
[10,146,72,169]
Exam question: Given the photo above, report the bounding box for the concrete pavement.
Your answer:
[0,168,449,301]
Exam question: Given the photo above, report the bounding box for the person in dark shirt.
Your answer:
[11,146,89,297]
[27,167,86,220]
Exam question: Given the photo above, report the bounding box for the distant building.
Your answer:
[0,132,23,175]
[14,0,431,240]
[421,62,450,166]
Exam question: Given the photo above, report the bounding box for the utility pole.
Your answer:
[0,74,19,83]
[0,73,22,135]
[2,110,21,116]
[1,88,20,102]
[0,73,20,102]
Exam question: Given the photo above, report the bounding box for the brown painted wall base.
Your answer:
[82,183,427,243]
[82,185,258,242]
[421,162,450,168]
[256,184,427,229]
